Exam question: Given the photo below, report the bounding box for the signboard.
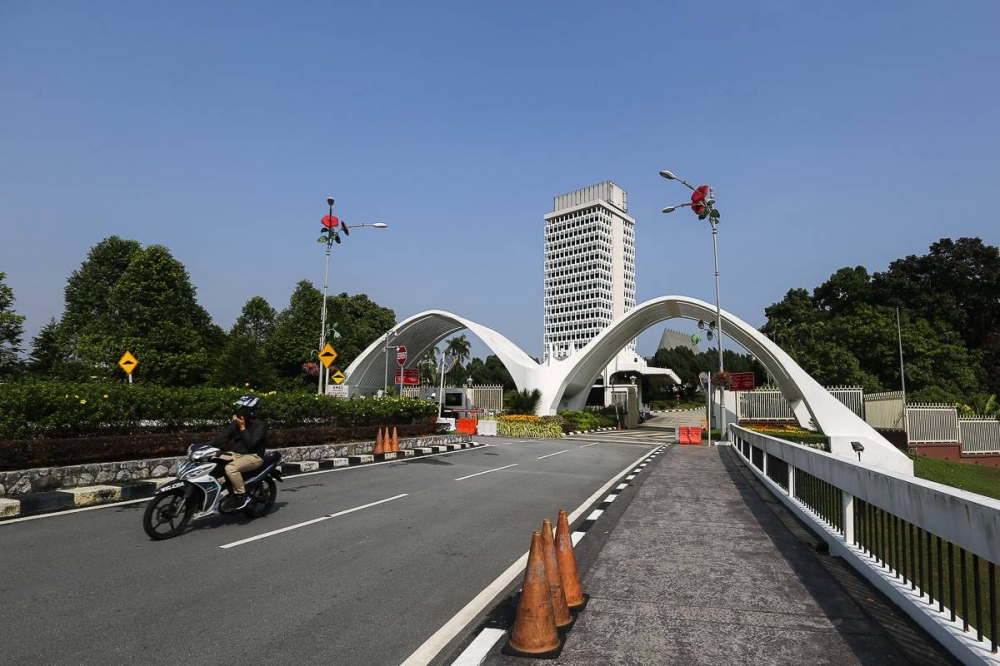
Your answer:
[396,345,407,366]
[729,371,756,391]
[395,368,420,386]
[331,370,346,385]
[319,343,338,368]
[327,384,348,398]
[118,351,138,375]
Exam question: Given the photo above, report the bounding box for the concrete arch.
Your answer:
[343,298,912,474]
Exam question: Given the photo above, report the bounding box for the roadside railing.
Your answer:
[732,425,1000,664]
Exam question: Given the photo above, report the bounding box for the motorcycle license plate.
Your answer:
[158,481,184,493]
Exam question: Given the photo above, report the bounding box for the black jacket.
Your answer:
[209,418,268,456]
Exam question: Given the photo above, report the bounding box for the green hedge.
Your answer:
[0,381,437,440]
[558,410,615,432]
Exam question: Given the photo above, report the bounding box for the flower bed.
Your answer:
[496,415,564,438]
[742,421,828,447]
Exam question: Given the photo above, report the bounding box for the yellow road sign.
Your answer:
[119,350,139,375]
[331,370,345,385]
[319,343,338,368]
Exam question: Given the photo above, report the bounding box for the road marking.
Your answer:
[452,627,507,666]
[219,493,408,549]
[578,443,598,448]
[454,464,518,481]
[587,509,604,520]
[604,494,617,503]
[537,449,571,460]
[626,474,637,480]
[616,483,628,490]
[400,446,657,666]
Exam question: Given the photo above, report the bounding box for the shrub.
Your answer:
[558,410,602,432]
[496,414,563,438]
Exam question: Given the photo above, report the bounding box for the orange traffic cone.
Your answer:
[374,428,384,455]
[556,509,587,610]
[504,531,562,658]
[541,519,573,630]
[392,427,399,453]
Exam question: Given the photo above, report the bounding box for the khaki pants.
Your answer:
[220,452,263,494]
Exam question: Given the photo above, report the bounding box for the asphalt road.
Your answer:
[0,435,661,666]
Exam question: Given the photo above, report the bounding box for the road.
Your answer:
[0,434,664,666]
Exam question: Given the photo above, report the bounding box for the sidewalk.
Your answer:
[487,445,958,666]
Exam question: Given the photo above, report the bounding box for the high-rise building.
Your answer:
[542,181,636,363]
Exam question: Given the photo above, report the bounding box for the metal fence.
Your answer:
[907,404,960,444]
[737,386,863,422]
[863,391,906,430]
[960,418,1000,454]
[400,384,504,413]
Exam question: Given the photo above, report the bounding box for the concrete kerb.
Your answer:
[1,439,484,522]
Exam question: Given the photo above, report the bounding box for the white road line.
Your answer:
[451,627,507,666]
[604,494,618,503]
[578,443,598,449]
[454,464,518,481]
[616,483,628,490]
[219,493,408,549]
[537,449,571,460]
[0,496,152,525]
[626,474,637,480]
[571,531,585,546]
[400,447,655,666]
[586,509,604,521]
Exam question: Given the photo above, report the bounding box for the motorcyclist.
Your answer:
[209,395,268,510]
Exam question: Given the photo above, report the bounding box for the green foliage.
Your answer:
[466,355,516,390]
[0,271,26,375]
[761,237,997,400]
[956,394,999,418]
[495,415,564,438]
[444,334,472,384]
[267,280,323,383]
[211,296,278,390]
[0,380,436,440]
[503,388,542,415]
[559,410,614,430]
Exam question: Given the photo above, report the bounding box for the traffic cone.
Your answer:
[541,519,573,630]
[392,426,399,452]
[556,509,587,611]
[503,531,562,658]
[374,428,384,455]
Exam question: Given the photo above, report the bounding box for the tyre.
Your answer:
[243,477,277,518]
[143,490,195,540]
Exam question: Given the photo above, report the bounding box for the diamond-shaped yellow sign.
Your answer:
[319,343,338,368]
[331,370,346,385]
[118,350,139,375]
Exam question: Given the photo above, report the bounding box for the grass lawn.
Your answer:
[910,454,1000,501]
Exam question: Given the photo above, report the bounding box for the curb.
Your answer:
[562,427,617,437]
[0,441,484,522]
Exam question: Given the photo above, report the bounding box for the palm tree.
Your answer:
[445,334,471,384]
[418,347,439,386]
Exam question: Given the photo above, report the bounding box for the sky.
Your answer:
[2,1,999,363]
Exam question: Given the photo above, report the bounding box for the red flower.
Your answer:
[690,185,710,216]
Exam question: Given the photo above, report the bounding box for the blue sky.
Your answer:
[2,1,998,362]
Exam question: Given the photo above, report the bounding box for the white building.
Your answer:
[542,181,636,364]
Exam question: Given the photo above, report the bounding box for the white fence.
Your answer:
[731,425,1000,664]
[737,386,863,422]
[400,384,504,413]
[960,418,1000,454]
[864,391,906,430]
[906,404,961,444]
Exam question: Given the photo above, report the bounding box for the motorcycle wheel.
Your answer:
[243,477,277,518]
[143,490,195,540]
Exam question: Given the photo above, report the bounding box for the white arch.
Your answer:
[343,297,912,475]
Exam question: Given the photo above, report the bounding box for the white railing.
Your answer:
[960,418,1000,454]
[864,391,906,430]
[731,425,1000,664]
[907,404,960,444]
[738,386,863,422]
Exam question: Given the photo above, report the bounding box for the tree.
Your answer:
[417,347,439,387]
[504,388,542,415]
[466,354,516,390]
[324,292,396,369]
[212,296,278,389]
[267,280,323,385]
[444,334,472,384]
[28,317,68,377]
[0,272,26,375]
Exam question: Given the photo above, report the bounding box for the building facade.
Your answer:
[542,181,637,364]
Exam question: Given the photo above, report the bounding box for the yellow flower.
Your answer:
[103,394,109,399]
[80,399,87,405]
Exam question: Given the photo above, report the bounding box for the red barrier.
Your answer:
[688,426,702,444]
[678,427,690,444]
[456,417,478,434]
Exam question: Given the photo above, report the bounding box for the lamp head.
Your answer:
[851,441,865,452]
[326,197,335,207]
[662,206,677,214]
[659,170,677,180]
[372,222,388,228]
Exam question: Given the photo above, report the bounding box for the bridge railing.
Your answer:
[731,425,1000,664]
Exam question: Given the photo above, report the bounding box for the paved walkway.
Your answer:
[487,444,958,666]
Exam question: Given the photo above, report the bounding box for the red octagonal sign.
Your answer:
[396,345,407,365]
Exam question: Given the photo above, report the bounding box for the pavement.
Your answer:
[482,443,960,666]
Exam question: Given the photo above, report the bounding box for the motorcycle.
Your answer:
[142,443,283,540]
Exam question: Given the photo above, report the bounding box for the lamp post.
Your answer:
[316,195,387,395]
[659,169,727,442]
[384,329,399,396]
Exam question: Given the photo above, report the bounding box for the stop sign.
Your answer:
[396,345,407,365]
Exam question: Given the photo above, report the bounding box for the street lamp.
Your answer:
[659,169,727,443]
[316,196,387,395]
[384,329,404,396]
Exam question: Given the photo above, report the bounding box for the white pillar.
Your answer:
[788,465,796,498]
[842,492,855,545]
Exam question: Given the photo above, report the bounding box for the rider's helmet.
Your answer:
[234,395,261,420]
